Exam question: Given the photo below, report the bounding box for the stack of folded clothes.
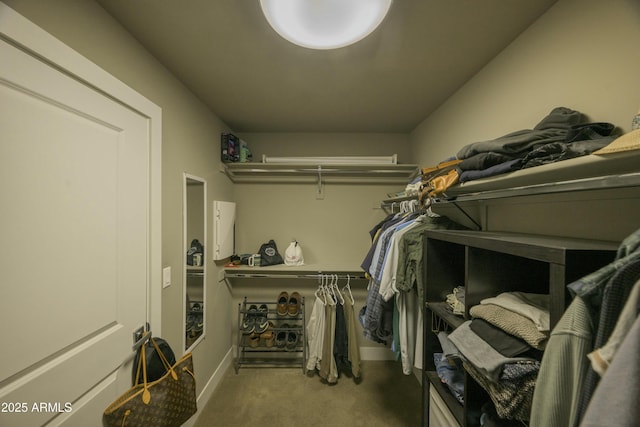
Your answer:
[434,331,465,404]
[456,107,617,184]
[419,107,620,198]
[447,292,550,423]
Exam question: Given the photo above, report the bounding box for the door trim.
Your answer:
[0,1,162,336]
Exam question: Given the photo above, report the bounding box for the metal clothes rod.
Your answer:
[230,167,415,175]
[187,271,204,277]
[224,272,367,280]
[262,154,398,165]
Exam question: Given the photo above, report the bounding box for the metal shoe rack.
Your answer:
[235,296,306,373]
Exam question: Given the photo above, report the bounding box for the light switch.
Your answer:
[162,266,172,288]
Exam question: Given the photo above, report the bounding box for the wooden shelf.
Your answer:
[426,230,618,265]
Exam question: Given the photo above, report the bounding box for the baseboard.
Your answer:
[184,346,234,427]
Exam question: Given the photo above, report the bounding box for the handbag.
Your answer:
[258,239,284,266]
[103,338,197,427]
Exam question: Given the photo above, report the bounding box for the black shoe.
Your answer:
[254,304,269,334]
[276,323,289,348]
[241,304,258,334]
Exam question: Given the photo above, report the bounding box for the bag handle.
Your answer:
[132,336,176,405]
[149,337,178,380]
[140,344,151,404]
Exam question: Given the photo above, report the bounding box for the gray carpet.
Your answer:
[194,361,422,427]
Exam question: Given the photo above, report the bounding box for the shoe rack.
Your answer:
[235,295,306,373]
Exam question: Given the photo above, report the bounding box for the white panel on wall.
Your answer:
[213,200,236,260]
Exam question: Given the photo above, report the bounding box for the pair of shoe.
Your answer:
[248,321,275,348]
[242,304,269,334]
[261,321,275,348]
[275,324,300,351]
[277,291,301,317]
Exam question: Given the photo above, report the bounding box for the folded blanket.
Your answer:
[470,303,549,350]
[480,292,550,332]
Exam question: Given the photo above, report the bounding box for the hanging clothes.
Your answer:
[309,276,361,384]
[360,209,466,375]
[574,257,640,424]
[586,279,640,376]
[361,212,424,344]
[341,286,361,379]
[306,286,327,372]
[334,293,350,376]
[396,288,420,374]
[530,227,640,427]
[580,300,640,427]
[318,287,338,384]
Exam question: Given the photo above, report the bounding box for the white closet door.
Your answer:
[0,5,159,426]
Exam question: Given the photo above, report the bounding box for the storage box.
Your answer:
[221,132,240,163]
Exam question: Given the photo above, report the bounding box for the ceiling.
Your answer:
[96,0,557,133]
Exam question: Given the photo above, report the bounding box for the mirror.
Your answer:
[184,173,206,352]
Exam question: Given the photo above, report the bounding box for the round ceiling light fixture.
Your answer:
[260,0,393,50]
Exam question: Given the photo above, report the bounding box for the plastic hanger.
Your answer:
[315,276,327,305]
[333,274,345,305]
[423,196,440,218]
[342,275,355,305]
[325,275,337,305]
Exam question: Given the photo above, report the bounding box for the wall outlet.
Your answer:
[162,266,172,288]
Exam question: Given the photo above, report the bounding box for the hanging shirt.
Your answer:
[306,292,326,372]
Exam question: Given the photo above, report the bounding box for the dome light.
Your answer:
[260,0,393,50]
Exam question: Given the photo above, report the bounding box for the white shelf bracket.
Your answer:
[316,165,325,199]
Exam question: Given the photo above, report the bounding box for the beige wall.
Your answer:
[233,132,410,260]
[411,0,640,241]
[230,132,409,354]
[3,0,236,397]
[238,132,411,163]
[412,0,640,164]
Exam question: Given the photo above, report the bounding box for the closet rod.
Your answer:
[224,272,367,280]
[187,271,204,277]
[230,168,416,175]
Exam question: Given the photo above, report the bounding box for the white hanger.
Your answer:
[423,196,440,218]
[342,275,355,305]
[315,275,327,305]
[325,275,337,305]
[333,274,345,305]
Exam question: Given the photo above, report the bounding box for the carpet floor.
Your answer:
[194,360,422,427]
